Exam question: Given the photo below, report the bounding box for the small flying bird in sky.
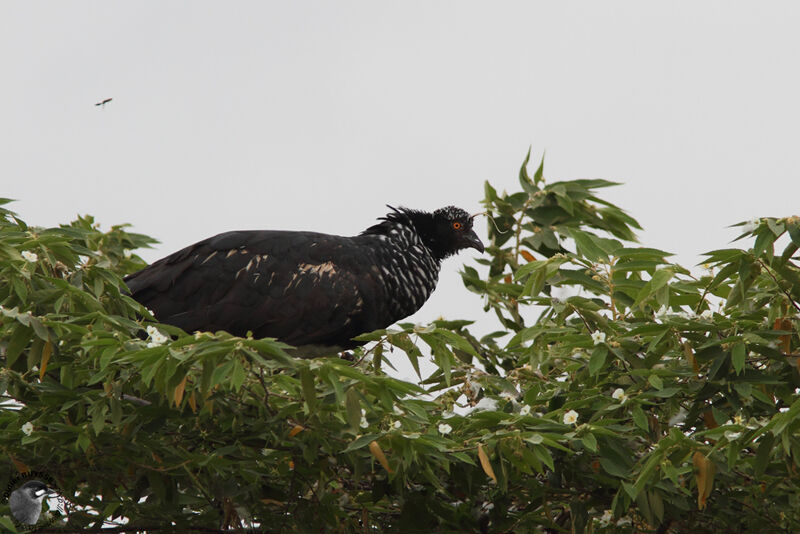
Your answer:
[94,98,112,108]
[125,206,484,356]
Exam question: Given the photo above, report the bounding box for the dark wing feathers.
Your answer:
[125,231,379,349]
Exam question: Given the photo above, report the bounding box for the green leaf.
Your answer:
[569,229,607,262]
[632,405,648,432]
[731,342,746,375]
[4,325,32,368]
[343,433,381,453]
[581,431,598,452]
[299,366,317,414]
[0,516,19,533]
[599,456,630,478]
[231,359,246,391]
[648,374,663,390]
[588,345,608,376]
[633,269,673,307]
[754,433,775,478]
[533,445,555,470]
[345,388,362,432]
[388,333,422,378]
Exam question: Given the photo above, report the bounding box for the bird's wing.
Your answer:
[125,230,382,347]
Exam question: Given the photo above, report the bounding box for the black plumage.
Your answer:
[125,206,483,354]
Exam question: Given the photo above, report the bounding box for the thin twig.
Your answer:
[757,258,800,312]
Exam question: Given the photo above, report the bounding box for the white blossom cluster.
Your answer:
[145,326,169,348]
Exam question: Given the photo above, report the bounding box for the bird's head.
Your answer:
[432,206,484,256]
[402,206,484,260]
[366,205,485,260]
[17,480,52,502]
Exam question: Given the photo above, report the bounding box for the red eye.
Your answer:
[452,221,463,230]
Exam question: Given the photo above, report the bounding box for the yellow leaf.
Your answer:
[693,451,715,510]
[260,498,284,506]
[289,424,305,437]
[173,375,188,407]
[10,454,29,474]
[520,250,536,262]
[478,443,497,484]
[39,341,52,380]
[187,391,197,413]
[683,341,699,373]
[369,440,393,473]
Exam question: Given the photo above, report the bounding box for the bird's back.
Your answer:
[125,228,439,350]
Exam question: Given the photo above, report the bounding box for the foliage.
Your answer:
[1,153,799,533]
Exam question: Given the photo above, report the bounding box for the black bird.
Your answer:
[94,98,112,108]
[125,206,483,355]
[10,480,52,525]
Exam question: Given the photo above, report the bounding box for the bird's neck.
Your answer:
[363,210,447,261]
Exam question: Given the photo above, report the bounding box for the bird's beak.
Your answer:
[464,229,485,253]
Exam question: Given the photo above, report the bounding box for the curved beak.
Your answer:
[464,229,485,253]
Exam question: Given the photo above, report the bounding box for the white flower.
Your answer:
[438,423,453,435]
[612,388,627,404]
[655,305,669,321]
[733,414,744,426]
[591,331,606,345]
[616,516,632,527]
[500,391,516,401]
[741,218,760,233]
[563,409,579,425]
[123,249,132,258]
[392,420,402,430]
[145,326,168,347]
[21,250,38,263]
[393,406,404,416]
[359,416,369,429]
[519,405,531,416]
[21,422,33,436]
[598,509,614,527]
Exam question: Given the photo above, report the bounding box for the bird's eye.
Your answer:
[452,221,463,230]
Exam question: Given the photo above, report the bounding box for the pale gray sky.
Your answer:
[3,3,799,364]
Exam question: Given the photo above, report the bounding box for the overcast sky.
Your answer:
[3,3,799,376]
